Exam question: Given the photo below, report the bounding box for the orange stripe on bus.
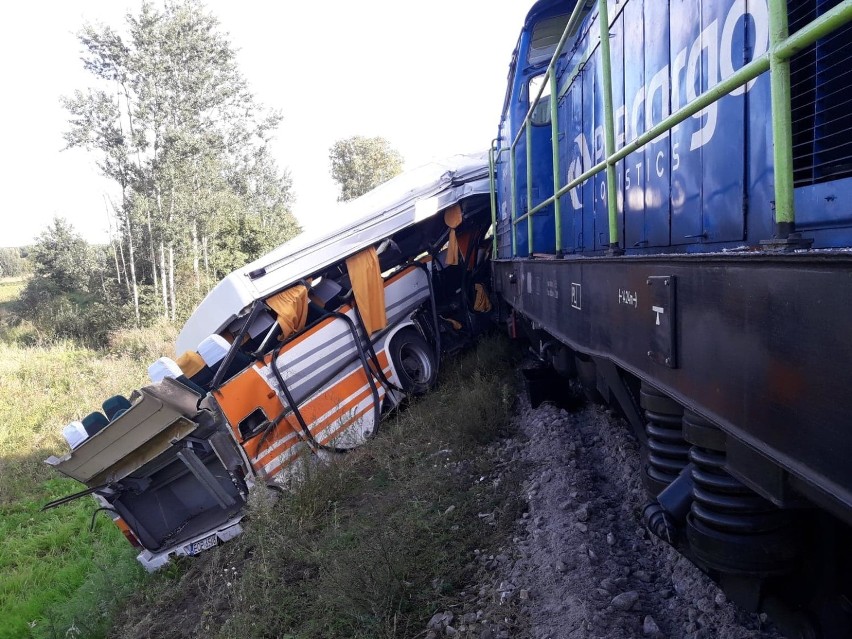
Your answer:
[254,366,390,469]
[264,402,376,478]
[248,355,390,464]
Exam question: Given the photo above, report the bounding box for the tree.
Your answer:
[11,218,135,345]
[0,248,26,278]
[27,217,94,295]
[329,136,404,202]
[63,0,300,324]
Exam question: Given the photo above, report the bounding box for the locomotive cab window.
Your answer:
[528,13,570,64]
[526,74,552,126]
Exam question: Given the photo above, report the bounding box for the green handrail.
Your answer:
[769,0,795,230]
[510,141,517,256]
[526,123,534,256]
[550,71,562,256]
[488,0,852,257]
[596,0,620,252]
[488,141,498,260]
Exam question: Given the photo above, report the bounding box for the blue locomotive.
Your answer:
[491,0,852,635]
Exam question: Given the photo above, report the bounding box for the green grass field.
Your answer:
[1,276,519,639]
[0,280,159,639]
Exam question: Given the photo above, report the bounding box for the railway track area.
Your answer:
[432,381,782,639]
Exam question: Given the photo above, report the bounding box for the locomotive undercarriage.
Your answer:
[493,254,852,639]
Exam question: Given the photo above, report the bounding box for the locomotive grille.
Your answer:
[790,0,852,186]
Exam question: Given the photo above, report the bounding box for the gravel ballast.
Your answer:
[435,389,783,639]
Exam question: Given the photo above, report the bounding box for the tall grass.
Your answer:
[0,285,177,638]
[111,334,522,639]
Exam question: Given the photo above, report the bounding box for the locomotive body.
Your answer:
[492,0,852,635]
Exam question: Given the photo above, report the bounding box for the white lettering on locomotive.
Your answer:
[566,0,770,209]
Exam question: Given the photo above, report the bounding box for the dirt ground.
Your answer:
[425,391,783,639]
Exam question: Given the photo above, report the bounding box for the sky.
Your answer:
[0,1,533,246]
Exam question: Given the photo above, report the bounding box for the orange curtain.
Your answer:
[457,229,477,270]
[474,283,493,312]
[444,204,463,266]
[346,247,387,334]
[175,351,206,377]
[267,285,309,340]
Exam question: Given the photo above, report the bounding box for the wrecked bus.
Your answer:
[44,154,494,570]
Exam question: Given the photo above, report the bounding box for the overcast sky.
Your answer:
[0,1,532,246]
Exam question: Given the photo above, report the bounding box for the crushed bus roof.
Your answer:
[177,152,490,354]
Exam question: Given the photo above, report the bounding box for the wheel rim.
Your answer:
[399,343,432,384]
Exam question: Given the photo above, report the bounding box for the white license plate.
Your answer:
[186,533,218,556]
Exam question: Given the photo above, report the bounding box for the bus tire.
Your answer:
[390,328,437,395]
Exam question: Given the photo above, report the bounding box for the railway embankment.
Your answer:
[438,388,784,639]
[105,335,782,639]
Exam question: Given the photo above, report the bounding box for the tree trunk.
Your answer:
[124,81,159,305]
[104,198,122,285]
[155,186,169,317]
[166,170,177,322]
[202,234,210,289]
[126,213,141,326]
[117,233,129,292]
[169,244,177,322]
[192,221,200,290]
[111,240,122,286]
[147,204,159,302]
[113,91,138,324]
[160,241,169,320]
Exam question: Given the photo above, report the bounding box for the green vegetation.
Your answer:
[0,248,29,279]
[64,0,300,324]
[12,219,134,347]
[0,277,26,309]
[110,334,520,639]
[0,277,173,638]
[1,262,518,639]
[329,136,404,202]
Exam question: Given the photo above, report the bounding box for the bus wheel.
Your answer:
[390,328,437,395]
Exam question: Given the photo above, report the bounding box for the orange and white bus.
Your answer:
[45,154,495,570]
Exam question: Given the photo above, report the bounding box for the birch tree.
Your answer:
[63,0,299,323]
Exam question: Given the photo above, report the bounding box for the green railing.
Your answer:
[491,0,852,257]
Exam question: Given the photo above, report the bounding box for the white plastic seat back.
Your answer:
[197,335,231,367]
[148,357,183,383]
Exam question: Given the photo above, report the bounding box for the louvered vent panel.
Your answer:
[790,0,852,186]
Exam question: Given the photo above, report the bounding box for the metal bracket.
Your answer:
[646,276,677,368]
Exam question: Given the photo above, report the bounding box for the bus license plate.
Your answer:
[186,533,218,556]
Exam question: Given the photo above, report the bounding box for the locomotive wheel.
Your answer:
[390,328,437,395]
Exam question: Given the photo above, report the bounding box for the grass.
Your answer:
[0,277,25,318]
[0,281,175,639]
[110,333,522,639]
[1,269,521,638]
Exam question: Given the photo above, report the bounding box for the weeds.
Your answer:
[110,333,522,639]
[0,307,173,639]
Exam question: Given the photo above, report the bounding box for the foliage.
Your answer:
[108,335,522,639]
[63,0,301,323]
[12,219,133,346]
[0,307,159,638]
[27,218,93,295]
[329,135,404,201]
[0,247,28,278]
